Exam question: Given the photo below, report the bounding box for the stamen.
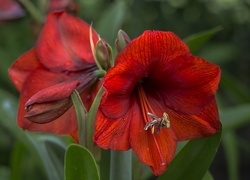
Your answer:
[144,112,170,134]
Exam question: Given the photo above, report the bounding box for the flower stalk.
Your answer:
[110,150,132,180]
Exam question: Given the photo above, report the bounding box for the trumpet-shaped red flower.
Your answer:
[9,11,99,140]
[94,31,221,175]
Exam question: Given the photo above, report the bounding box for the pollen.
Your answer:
[144,112,170,134]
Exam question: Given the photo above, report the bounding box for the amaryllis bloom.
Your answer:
[94,31,221,175]
[9,11,100,140]
[0,0,25,22]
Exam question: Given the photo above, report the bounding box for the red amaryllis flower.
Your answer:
[9,11,100,140]
[94,31,221,175]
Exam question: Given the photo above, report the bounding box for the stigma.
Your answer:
[144,112,170,134]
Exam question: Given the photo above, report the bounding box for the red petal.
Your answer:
[8,48,41,91]
[100,59,147,119]
[25,79,80,106]
[37,11,99,71]
[130,121,177,176]
[93,110,131,150]
[115,30,190,66]
[169,97,221,141]
[153,55,221,115]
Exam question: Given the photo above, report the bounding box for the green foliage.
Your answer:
[95,1,127,44]
[71,90,87,146]
[184,26,223,54]
[65,144,100,180]
[85,86,104,160]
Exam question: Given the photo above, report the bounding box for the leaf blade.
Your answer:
[65,144,100,180]
[184,26,223,54]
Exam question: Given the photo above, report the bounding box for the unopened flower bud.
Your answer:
[95,39,112,70]
[25,98,72,124]
[115,29,131,52]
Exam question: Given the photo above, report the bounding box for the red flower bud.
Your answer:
[25,98,72,124]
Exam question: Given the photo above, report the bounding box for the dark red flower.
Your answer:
[9,11,100,140]
[0,0,25,22]
[94,31,221,175]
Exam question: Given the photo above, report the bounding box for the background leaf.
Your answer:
[220,104,250,130]
[184,26,222,54]
[222,131,239,180]
[202,171,214,180]
[95,1,126,43]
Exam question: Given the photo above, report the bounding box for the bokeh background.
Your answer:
[1,0,250,179]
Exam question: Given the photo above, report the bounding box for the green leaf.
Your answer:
[43,136,67,179]
[184,26,223,54]
[71,90,87,146]
[26,134,64,180]
[220,71,250,104]
[10,142,27,180]
[220,104,250,130]
[158,130,222,180]
[95,1,126,43]
[198,43,238,65]
[65,144,100,180]
[86,86,104,160]
[222,131,239,180]
[202,171,214,180]
[0,166,10,180]
[10,141,47,180]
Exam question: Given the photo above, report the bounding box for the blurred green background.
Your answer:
[1,0,250,179]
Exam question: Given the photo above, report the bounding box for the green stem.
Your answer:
[71,90,87,147]
[110,150,132,180]
[19,0,44,24]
